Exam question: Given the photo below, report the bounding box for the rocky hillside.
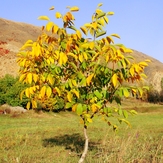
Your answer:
[0,18,163,92]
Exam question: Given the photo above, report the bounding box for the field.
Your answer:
[0,100,163,163]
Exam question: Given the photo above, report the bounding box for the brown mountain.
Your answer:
[0,18,163,92]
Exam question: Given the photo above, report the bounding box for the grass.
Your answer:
[0,102,163,163]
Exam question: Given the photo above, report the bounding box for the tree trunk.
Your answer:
[78,126,89,163]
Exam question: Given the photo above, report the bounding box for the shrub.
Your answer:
[0,75,29,107]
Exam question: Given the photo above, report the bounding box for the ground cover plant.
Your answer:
[17,3,150,162]
[0,106,163,163]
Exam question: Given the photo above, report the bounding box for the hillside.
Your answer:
[0,18,163,91]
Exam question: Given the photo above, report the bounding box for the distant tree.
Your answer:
[17,3,149,162]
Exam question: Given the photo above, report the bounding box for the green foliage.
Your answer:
[0,75,29,107]
[17,3,149,128]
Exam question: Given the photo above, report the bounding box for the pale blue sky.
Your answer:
[1,0,163,63]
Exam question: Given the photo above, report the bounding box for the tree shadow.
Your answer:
[42,133,99,153]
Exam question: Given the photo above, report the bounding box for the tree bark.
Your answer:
[78,126,89,163]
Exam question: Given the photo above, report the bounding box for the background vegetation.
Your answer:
[0,75,29,107]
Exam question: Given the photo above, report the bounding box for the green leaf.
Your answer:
[96,31,106,38]
[94,90,103,99]
[123,110,128,118]
[76,103,83,115]
[65,102,75,109]
[118,109,123,116]
[68,26,77,31]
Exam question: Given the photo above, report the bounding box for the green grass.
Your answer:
[0,106,163,163]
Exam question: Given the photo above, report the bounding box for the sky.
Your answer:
[1,0,163,63]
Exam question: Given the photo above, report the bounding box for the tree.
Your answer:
[17,3,150,163]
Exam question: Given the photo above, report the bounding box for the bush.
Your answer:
[0,75,29,107]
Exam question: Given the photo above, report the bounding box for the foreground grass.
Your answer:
[0,106,163,163]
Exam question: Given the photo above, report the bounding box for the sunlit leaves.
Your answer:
[80,26,87,35]
[38,16,50,21]
[17,3,149,131]
[46,21,54,31]
[46,86,52,98]
[111,33,121,39]
[86,74,94,86]
[49,6,55,10]
[107,11,114,15]
[70,6,79,12]
[97,3,103,7]
[112,74,118,87]
[40,86,46,98]
[96,31,106,38]
[55,12,62,19]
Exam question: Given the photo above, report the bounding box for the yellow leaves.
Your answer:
[83,52,88,60]
[112,74,118,87]
[47,74,54,85]
[80,26,87,35]
[111,33,121,39]
[97,3,103,7]
[103,16,109,24]
[89,42,95,50]
[38,16,50,21]
[71,79,77,86]
[79,54,84,62]
[67,52,78,61]
[26,102,30,110]
[59,52,68,65]
[19,74,26,82]
[52,24,59,33]
[67,91,73,102]
[106,36,114,44]
[46,21,54,31]
[92,22,98,30]
[139,61,148,67]
[27,73,32,84]
[54,87,61,96]
[72,104,77,112]
[49,6,54,10]
[66,12,75,20]
[40,86,46,98]
[70,6,79,12]
[86,74,94,86]
[33,74,38,83]
[130,67,135,77]
[46,86,52,98]
[72,89,80,98]
[31,99,37,108]
[55,12,62,19]
[76,30,82,39]
[25,88,30,98]
[91,104,100,113]
[107,11,114,16]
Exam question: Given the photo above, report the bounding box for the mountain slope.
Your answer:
[0,18,163,91]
